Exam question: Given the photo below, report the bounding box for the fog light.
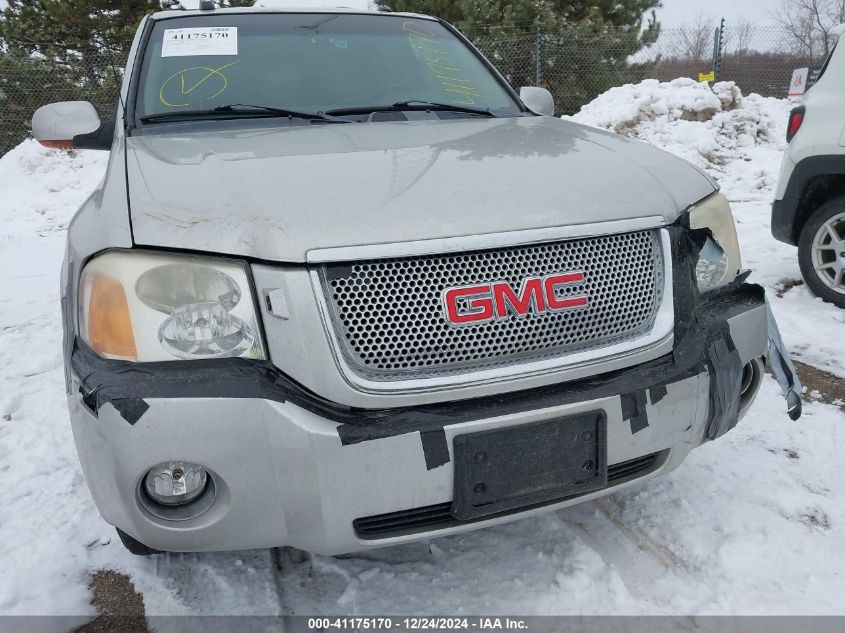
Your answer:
[144,461,208,506]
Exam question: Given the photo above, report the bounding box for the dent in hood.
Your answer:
[126,116,716,262]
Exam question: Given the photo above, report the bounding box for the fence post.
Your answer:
[712,18,725,82]
[535,15,542,86]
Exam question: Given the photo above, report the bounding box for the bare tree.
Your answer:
[724,17,755,59]
[774,0,845,58]
[676,14,715,62]
[831,0,845,23]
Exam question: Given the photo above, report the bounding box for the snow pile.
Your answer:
[0,140,108,245]
[569,78,791,197]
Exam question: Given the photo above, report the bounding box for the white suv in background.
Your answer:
[773,24,845,308]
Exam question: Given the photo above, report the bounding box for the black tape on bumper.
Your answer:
[703,325,743,441]
[71,342,357,426]
[110,399,150,426]
[648,385,669,405]
[621,391,649,434]
[420,430,450,470]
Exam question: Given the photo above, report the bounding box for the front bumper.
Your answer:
[67,284,786,555]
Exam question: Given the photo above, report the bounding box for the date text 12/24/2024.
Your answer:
[307,618,529,630]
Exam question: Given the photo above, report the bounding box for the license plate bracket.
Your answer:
[451,411,607,521]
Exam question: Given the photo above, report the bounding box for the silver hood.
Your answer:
[126,116,716,262]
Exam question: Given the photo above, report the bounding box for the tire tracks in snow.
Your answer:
[558,496,689,602]
[592,497,686,570]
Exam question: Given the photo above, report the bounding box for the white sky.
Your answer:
[656,0,779,28]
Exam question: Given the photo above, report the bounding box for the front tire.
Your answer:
[798,197,845,309]
[116,528,162,556]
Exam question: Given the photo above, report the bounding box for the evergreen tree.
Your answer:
[0,0,161,58]
[388,0,662,114]
[0,0,163,153]
[388,0,660,33]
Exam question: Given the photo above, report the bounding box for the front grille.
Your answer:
[353,452,666,539]
[321,230,664,380]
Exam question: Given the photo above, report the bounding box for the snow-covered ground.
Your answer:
[1,79,843,624]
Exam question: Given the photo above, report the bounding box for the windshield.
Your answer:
[134,13,522,123]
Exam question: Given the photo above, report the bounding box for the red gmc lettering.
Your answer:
[544,273,589,310]
[493,277,545,318]
[443,273,587,325]
[443,285,495,325]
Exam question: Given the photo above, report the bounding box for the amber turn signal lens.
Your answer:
[38,140,74,150]
[87,275,137,360]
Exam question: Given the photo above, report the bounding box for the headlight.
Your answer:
[78,251,266,362]
[688,193,742,293]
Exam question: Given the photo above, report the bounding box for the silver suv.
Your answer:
[33,4,802,555]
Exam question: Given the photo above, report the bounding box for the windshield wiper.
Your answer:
[325,101,495,117]
[140,104,352,124]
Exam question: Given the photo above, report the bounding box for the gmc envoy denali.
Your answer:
[32,2,803,555]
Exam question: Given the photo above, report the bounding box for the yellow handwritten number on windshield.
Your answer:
[159,61,241,108]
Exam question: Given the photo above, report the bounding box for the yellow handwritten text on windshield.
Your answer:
[403,22,481,105]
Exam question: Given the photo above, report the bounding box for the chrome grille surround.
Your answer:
[316,228,670,383]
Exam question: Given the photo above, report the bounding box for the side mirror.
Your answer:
[32,101,102,149]
[519,87,555,117]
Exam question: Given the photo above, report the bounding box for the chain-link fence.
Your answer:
[0,22,832,156]
[0,41,129,155]
[469,23,830,117]
[646,25,829,99]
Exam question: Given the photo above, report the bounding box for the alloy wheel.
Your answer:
[811,211,845,295]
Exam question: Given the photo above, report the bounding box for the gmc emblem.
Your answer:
[442,273,588,326]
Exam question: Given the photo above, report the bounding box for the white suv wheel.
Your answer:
[811,211,845,294]
[799,198,845,308]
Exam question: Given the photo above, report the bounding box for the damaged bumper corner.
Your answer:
[766,302,803,421]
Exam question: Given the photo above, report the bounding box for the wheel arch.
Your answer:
[773,155,845,245]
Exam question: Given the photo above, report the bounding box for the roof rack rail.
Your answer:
[253,1,386,10]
